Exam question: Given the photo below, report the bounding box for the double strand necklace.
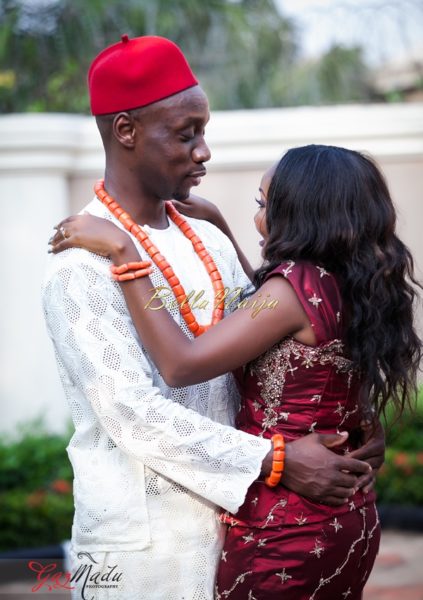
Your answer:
[94,180,225,337]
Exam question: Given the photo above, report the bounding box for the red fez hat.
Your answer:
[88,35,198,115]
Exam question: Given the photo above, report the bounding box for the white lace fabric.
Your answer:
[42,198,271,569]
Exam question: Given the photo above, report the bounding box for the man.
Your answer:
[43,35,383,599]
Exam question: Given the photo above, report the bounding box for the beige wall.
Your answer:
[0,104,422,434]
[68,104,423,272]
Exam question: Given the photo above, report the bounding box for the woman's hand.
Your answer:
[172,194,254,279]
[171,193,223,226]
[48,214,135,260]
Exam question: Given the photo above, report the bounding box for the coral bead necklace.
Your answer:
[94,180,225,337]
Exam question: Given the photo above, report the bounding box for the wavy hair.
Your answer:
[254,145,421,416]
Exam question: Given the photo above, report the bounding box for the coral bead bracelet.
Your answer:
[264,433,285,488]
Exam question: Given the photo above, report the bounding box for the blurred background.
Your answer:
[0,1,422,596]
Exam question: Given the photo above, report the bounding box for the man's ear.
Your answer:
[113,112,137,149]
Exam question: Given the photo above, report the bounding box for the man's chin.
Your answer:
[172,191,190,202]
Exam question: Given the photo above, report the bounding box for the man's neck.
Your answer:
[102,173,168,230]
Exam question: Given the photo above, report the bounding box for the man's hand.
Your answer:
[282,432,371,506]
[348,418,385,494]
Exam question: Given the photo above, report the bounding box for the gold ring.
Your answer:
[59,226,68,239]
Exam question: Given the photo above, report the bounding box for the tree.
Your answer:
[316,45,372,104]
[279,45,373,106]
[0,0,298,112]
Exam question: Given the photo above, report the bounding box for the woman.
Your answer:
[50,145,421,599]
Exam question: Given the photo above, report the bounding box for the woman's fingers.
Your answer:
[48,239,73,253]
[49,226,73,249]
[53,215,76,230]
[49,218,79,252]
[49,215,86,248]
[49,229,69,245]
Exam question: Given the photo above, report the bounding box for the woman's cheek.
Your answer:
[254,209,267,238]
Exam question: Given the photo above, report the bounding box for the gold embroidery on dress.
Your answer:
[249,338,354,434]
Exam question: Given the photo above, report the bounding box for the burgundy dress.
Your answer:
[215,260,380,600]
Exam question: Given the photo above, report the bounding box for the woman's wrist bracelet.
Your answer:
[110,260,152,282]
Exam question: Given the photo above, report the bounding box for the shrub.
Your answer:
[375,389,423,506]
[0,421,73,551]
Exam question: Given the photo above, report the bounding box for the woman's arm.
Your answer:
[172,194,254,280]
[50,214,309,387]
[115,254,306,387]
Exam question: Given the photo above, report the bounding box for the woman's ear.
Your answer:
[113,112,137,149]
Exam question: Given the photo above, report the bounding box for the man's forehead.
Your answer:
[146,86,210,123]
[161,86,208,110]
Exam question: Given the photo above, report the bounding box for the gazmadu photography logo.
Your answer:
[28,551,123,599]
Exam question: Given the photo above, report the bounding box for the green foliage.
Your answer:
[0,422,73,551]
[376,448,423,506]
[0,0,373,113]
[0,489,74,550]
[271,45,373,106]
[315,45,372,104]
[375,390,423,506]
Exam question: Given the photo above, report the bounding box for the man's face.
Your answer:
[133,85,211,201]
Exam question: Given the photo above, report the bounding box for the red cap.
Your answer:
[88,35,198,115]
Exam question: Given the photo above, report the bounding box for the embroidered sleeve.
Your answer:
[42,250,270,513]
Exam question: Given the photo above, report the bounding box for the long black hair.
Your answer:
[254,144,421,416]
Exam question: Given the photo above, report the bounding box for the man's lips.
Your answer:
[187,169,207,184]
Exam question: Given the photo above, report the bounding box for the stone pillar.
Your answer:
[0,114,87,434]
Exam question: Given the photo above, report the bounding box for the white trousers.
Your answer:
[69,490,226,600]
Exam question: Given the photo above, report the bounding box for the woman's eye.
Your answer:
[255,197,265,208]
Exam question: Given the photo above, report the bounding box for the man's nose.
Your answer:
[192,137,211,163]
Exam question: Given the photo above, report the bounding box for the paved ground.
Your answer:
[364,531,423,600]
[0,530,422,599]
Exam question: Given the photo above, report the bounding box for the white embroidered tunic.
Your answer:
[42,198,271,599]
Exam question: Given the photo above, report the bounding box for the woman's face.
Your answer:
[254,163,276,248]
